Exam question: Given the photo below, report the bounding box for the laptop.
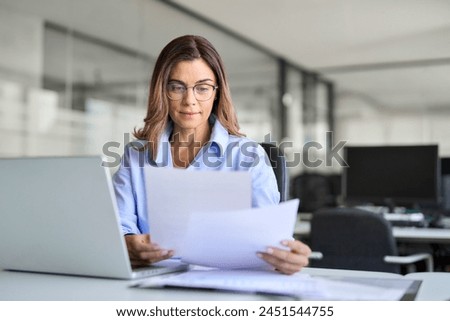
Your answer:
[0,156,188,279]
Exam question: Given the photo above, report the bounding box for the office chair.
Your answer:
[259,143,287,202]
[309,207,433,273]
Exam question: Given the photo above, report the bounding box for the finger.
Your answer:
[258,246,309,274]
[281,240,312,256]
[263,247,309,269]
[131,249,175,266]
[266,246,307,265]
[152,250,175,263]
[127,243,159,260]
[258,252,301,275]
[127,240,156,256]
[130,244,168,261]
[124,234,174,265]
[139,249,174,261]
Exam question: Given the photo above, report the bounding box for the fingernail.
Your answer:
[257,253,263,258]
[266,247,273,254]
[160,250,168,256]
[281,240,288,246]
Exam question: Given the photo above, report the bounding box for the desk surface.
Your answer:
[295,220,450,244]
[1,267,449,301]
[0,269,260,301]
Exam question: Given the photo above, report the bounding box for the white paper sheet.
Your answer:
[134,268,411,300]
[145,167,252,252]
[179,199,300,269]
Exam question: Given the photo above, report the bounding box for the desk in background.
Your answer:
[295,215,450,244]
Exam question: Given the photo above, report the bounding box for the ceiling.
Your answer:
[171,0,450,111]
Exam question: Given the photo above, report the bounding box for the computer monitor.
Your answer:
[441,157,450,213]
[441,157,450,175]
[343,145,440,207]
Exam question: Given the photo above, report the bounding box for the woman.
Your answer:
[113,35,311,275]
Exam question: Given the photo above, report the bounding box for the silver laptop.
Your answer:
[0,156,188,279]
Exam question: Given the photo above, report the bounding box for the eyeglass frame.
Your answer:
[166,81,218,102]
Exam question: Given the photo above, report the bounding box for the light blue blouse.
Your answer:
[112,118,280,234]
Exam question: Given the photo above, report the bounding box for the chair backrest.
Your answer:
[259,143,287,202]
[310,207,400,273]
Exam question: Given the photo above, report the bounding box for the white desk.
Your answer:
[1,267,449,301]
[303,268,450,301]
[0,269,263,301]
[391,227,450,244]
[295,221,450,244]
[404,272,450,300]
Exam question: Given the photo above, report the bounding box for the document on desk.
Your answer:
[145,167,252,254]
[133,268,413,300]
[179,199,300,269]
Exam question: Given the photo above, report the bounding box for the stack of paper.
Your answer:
[133,268,416,300]
[145,167,299,269]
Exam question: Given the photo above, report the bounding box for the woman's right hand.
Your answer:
[124,234,174,267]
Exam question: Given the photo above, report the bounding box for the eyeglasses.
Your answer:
[166,82,218,101]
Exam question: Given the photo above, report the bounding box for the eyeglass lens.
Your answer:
[167,83,216,101]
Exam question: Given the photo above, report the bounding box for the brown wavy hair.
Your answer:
[134,35,243,159]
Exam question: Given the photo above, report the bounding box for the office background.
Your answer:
[1,0,450,177]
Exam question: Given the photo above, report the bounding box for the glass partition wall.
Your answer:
[0,0,334,188]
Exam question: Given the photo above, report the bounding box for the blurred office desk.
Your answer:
[1,267,448,301]
[392,227,450,244]
[295,219,450,244]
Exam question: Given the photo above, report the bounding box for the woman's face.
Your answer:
[167,58,217,133]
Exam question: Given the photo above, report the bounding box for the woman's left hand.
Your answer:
[258,239,311,275]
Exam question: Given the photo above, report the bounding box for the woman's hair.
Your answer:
[134,35,243,158]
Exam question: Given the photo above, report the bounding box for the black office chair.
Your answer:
[259,143,287,202]
[309,207,433,273]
